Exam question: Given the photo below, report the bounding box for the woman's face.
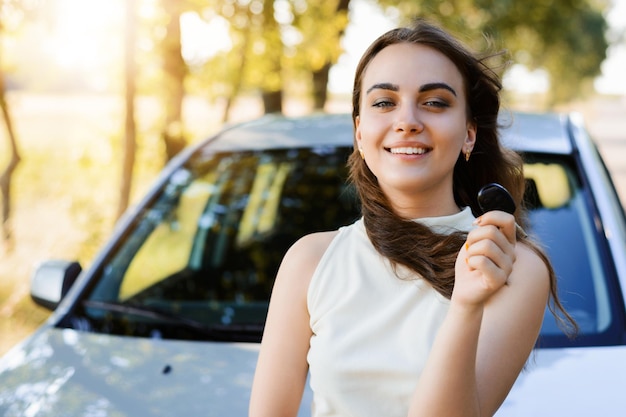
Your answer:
[355,42,476,217]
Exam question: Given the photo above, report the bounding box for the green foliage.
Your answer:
[182,0,351,110]
[289,0,350,72]
[183,0,608,110]
[377,0,609,104]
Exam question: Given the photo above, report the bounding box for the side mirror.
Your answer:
[30,260,82,311]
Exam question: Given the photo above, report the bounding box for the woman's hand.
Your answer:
[412,211,549,417]
[453,211,517,307]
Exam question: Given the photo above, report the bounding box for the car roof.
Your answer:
[499,111,572,154]
[202,111,573,155]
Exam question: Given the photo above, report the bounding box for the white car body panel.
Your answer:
[497,345,626,416]
[2,326,625,416]
[0,327,315,416]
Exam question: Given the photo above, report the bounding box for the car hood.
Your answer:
[497,344,626,416]
[1,328,625,416]
[0,327,314,416]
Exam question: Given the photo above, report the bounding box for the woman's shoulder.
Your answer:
[284,220,362,265]
[267,231,340,313]
[285,230,341,266]
[501,241,551,307]
[275,221,361,294]
[274,230,339,284]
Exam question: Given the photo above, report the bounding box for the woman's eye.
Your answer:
[372,99,394,108]
[424,100,449,108]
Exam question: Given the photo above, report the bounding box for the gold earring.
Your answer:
[465,149,471,162]
[359,147,365,159]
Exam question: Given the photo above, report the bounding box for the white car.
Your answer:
[1,112,625,416]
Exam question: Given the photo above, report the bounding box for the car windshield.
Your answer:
[70,146,358,342]
[66,145,621,347]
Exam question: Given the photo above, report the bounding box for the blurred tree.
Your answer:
[0,67,20,250]
[115,0,138,221]
[190,0,352,117]
[209,3,254,123]
[259,0,284,113]
[222,0,286,114]
[0,0,26,251]
[189,0,285,117]
[376,0,609,104]
[186,2,253,123]
[159,0,188,161]
[290,0,351,110]
[163,0,607,123]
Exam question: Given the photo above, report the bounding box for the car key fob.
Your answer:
[477,183,516,215]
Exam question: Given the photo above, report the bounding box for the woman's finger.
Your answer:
[473,211,517,244]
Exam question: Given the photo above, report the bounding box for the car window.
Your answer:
[119,172,212,299]
[76,147,358,341]
[524,155,621,347]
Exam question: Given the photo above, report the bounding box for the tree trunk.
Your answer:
[222,7,253,123]
[311,0,351,111]
[262,90,283,114]
[161,0,187,161]
[0,87,20,248]
[0,39,20,250]
[260,0,283,115]
[115,0,138,221]
[312,62,331,110]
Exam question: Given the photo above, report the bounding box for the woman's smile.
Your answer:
[354,42,476,217]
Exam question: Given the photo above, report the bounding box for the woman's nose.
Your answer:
[394,107,424,133]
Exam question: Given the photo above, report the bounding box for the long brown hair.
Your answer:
[348,19,577,335]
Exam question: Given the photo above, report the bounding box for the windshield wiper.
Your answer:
[81,300,263,341]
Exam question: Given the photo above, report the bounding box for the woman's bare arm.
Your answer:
[409,212,550,417]
[249,231,337,417]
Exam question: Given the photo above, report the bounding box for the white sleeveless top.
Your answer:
[306,207,476,417]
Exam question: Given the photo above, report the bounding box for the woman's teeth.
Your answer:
[388,147,427,155]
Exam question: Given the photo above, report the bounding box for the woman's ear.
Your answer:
[355,115,362,148]
[465,121,477,150]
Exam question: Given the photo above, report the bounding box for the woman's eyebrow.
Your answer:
[366,82,457,97]
[366,82,399,94]
[419,82,457,96]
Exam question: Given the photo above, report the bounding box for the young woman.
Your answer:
[250,19,575,417]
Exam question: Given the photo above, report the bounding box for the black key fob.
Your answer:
[477,183,516,215]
